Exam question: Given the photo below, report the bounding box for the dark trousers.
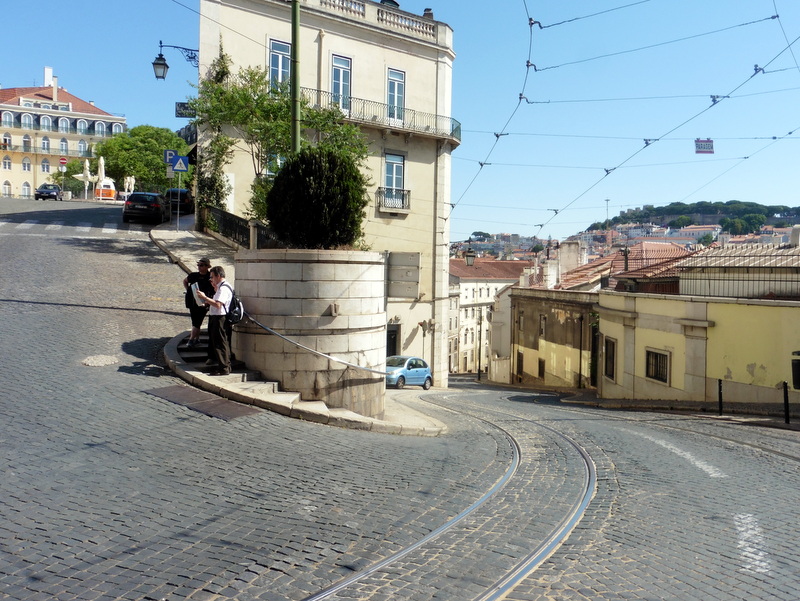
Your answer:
[208,315,231,372]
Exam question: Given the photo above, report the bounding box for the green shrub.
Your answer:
[266,147,368,249]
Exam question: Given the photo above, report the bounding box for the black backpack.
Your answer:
[221,283,245,324]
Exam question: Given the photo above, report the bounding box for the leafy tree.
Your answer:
[471,231,490,240]
[667,215,693,229]
[95,125,191,192]
[742,213,767,232]
[697,233,714,246]
[190,58,369,220]
[266,147,369,249]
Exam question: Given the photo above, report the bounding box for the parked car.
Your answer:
[385,355,433,389]
[165,188,194,213]
[122,192,170,224]
[34,183,62,201]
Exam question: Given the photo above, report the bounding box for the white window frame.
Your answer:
[645,348,670,384]
[332,55,351,113]
[58,117,69,133]
[21,114,33,129]
[1,112,12,128]
[41,136,50,151]
[78,140,87,155]
[60,138,68,153]
[40,115,52,131]
[112,123,123,135]
[77,119,88,134]
[95,121,106,136]
[2,180,10,195]
[387,68,405,124]
[41,158,50,173]
[269,40,291,85]
[383,153,405,208]
[2,156,11,170]
[22,158,31,172]
[22,181,31,197]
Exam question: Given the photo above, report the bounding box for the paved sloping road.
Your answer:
[2,200,799,601]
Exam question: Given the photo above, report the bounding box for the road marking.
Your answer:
[45,221,64,230]
[75,222,92,233]
[17,220,38,229]
[734,513,772,575]
[102,223,117,233]
[626,430,728,478]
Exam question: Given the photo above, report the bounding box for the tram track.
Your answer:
[301,393,598,601]
[299,387,798,601]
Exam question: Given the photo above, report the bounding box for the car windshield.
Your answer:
[129,194,154,203]
[386,357,407,367]
[41,185,58,190]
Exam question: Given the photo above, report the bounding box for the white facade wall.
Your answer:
[199,0,458,385]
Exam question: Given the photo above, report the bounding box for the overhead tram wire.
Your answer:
[534,30,800,234]
[527,15,779,73]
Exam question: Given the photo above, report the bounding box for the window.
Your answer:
[2,181,10,196]
[604,338,616,381]
[2,156,10,170]
[22,181,31,197]
[1,112,12,127]
[41,159,50,173]
[645,349,669,383]
[22,135,31,151]
[22,158,31,172]
[539,314,546,336]
[41,115,52,131]
[332,55,351,111]
[21,114,33,129]
[94,121,106,136]
[58,117,69,133]
[41,136,50,151]
[78,140,87,155]
[383,153,405,208]
[2,133,10,149]
[270,40,291,85]
[60,138,68,153]
[77,119,88,134]
[112,123,123,135]
[387,68,405,122]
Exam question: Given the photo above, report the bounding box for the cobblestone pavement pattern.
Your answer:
[2,199,800,601]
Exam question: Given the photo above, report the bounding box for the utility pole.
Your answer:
[291,0,301,154]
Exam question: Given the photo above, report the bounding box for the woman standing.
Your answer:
[183,257,214,346]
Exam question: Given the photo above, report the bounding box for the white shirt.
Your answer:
[209,281,233,316]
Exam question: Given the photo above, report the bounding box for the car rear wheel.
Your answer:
[422,377,432,390]
[395,376,405,389]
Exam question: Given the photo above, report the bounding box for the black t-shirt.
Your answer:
[187,271,215,297]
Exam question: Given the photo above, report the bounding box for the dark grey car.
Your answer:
[122,192,170,224]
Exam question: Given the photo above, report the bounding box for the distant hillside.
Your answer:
[587,200,800,232]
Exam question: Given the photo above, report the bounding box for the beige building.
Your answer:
[1,67,126,198]
[199,0,460,385]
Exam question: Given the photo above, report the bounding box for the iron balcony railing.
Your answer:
[0,123,122,137]
[301,87,461,143]
[376,187,411,211]
[0,143,94,158]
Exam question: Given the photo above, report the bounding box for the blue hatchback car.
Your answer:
[385,356,433,390]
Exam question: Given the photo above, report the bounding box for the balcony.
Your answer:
[302,88,461,144]
[377,187,411,214]
[0,143,94,158]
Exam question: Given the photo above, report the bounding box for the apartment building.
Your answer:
[1,67,126,197]
[198,0,460,385]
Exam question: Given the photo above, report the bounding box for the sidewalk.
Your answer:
[150,216,447,436]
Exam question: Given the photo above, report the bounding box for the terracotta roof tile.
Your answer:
[0,86,114,117]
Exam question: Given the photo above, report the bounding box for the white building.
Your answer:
[1,67,126,198]
[199,0,460,385]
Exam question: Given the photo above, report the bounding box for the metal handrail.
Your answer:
[301,87,461,142]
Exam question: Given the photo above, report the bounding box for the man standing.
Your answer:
[195,266,232,376]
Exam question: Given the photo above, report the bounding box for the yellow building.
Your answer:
[598,238,800,414]
[198,0,460,385]
[1,68,126,198]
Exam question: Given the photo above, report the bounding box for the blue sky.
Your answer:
[7,1,800,242]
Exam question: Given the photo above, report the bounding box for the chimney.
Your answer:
[423,8,434,19]
[52,75,58,103]
[791,225,800,247]
[44,66,53,87]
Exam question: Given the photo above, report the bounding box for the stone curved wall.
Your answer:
[232,249,386,418]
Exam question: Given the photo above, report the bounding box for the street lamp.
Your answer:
[152,40,199,80]
[464,237,476,266]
